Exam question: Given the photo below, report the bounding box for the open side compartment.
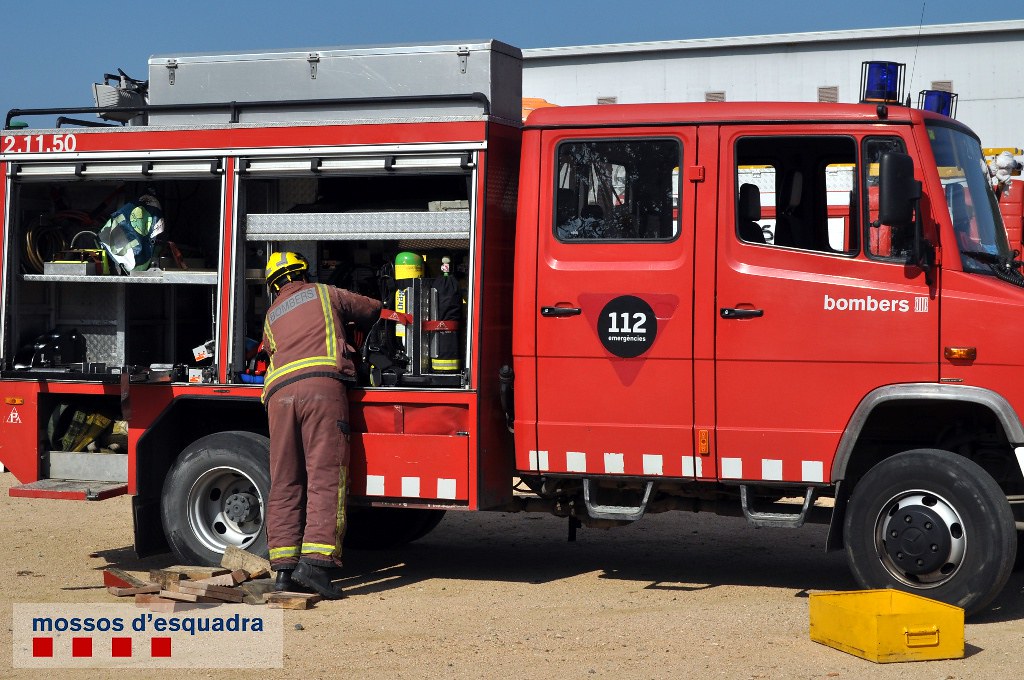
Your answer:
[9,391,128,500]
[236,150,477,389]
[2,160,224,383]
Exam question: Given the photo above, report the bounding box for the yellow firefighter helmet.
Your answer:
[265,251,309,291]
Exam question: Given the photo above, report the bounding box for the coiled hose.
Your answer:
[22,211,97,274]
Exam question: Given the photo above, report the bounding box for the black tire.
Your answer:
[161,432,271,566]
[344,507,446,549]
[844,448,1016,616]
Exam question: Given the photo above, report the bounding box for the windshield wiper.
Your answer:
[961,250,1024,270]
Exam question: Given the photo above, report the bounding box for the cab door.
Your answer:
[711,128,939,485]
[531,127,697,480]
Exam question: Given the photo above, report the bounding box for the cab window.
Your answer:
[735,136,859,255]
[554,139,680,241]
[864,136,913,261]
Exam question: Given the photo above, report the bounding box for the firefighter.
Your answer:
[261,251,382,599]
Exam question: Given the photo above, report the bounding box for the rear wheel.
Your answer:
[344,507,446,549]
[161,432,270,566]
[843,448,1016,616]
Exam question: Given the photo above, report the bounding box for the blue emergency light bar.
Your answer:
[860,61,905,104]
[918,89,958,118]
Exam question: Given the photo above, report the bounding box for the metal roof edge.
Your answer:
[521,19,1024,60]
[150,39,522,64]
[525,100,918,126]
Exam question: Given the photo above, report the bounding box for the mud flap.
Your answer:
[133,494,170,557]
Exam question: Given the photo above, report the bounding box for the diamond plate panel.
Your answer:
[55,284,124,366]
[246,210,471,241]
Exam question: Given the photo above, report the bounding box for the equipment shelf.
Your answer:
[245,210,471,242]
[23,270,218,285]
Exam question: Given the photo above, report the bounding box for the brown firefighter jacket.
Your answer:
[261,280,382,403]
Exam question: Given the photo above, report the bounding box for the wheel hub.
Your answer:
[186,466,266,554]
[883,504,952,575]
[224,492,259,523]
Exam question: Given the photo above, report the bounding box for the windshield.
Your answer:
[927,124,1011,274]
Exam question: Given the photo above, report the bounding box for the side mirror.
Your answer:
[877,152,921,227]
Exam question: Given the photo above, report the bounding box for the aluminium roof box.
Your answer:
[147,40,522,125]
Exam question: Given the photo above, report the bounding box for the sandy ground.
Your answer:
[1,471,1022,679]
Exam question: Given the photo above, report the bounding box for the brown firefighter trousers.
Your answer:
[266,376,350,570]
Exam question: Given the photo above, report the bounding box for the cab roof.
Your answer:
[524,101,959,130]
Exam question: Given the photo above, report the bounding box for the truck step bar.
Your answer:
[582,479,654,521]
[9,479,128,501]
[739,485,816,528]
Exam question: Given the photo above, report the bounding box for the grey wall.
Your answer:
[523,21,1024,146]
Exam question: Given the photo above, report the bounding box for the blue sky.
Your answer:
[1,0,1021,124]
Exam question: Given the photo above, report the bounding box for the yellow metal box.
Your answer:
[809,589,964,663]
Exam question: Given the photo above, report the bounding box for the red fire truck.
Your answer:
[1,42,1022,615]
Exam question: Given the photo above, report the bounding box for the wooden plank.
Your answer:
[107,584,161,597]
[176,582,244,603]
[266,591,321,610]
[239,578,275,596]
[103,568,148,589]
[157,589,199,602]
[148,569,182,589]
[135,594,176,606]
[185,590,243,604]
[178,581,242,597]
[157,589,222,604]
[220,546,271,579]
[195,569,249,587]
[136,594,203,612]
[239,578,276,606]
[162,565,231,580]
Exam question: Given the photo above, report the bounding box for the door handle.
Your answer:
[541,306,582,317]
[720,307,764,319]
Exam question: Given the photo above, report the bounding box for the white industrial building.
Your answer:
[522,20,1024,147]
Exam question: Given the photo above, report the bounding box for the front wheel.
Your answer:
[844,448,1016,616]
[161,432,271,566]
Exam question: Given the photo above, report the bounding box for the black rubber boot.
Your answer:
[292,561,346,600]
[273,568,312,593]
